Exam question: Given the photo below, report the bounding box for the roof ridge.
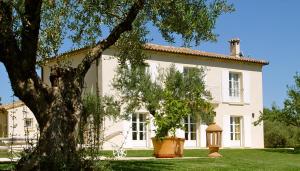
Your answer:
[46,43,269,65]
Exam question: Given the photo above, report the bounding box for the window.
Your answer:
[132,113,147,140]
[230,116,241,140]
[183,67,197,76]
[229,72,241,98]
[184,115,196,140]
[24,118,33,128]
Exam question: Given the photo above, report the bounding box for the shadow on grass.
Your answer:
[262,148,300,154]
[109,160,174,171]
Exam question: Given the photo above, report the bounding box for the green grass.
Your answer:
[1,149,299,170]
[108,149,300,171]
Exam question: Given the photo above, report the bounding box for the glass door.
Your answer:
[131,113,147,147]
[230,116,242,147]
[184,115,197,147]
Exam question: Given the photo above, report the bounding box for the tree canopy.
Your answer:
[113,65,215,138]
[0,0,233,170]
[256,74,300,128]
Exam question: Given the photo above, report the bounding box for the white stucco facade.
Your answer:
[1,41,267,149]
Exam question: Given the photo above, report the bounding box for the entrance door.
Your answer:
[0,111,8,137]
[131,113,147,147]
[230,116,241,147]
[184,115,197,147]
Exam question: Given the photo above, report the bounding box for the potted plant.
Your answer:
[113,64,215,158]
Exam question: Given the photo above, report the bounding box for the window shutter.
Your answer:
[222,70,230,102]
[243,115,252,147]
[149,62,158,82]
[175,63,184,73]
[222,115,230,147]
[243,71,251,104]
[200,124,208,147]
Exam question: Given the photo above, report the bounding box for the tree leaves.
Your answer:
[113,64,215,138]
[256,73,300,128]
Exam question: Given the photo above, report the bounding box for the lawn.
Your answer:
[108,149,300,171]
[0,149,299,170]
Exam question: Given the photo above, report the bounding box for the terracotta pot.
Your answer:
[152,137,185,158]
[152,137,176,158]
[175,138,185,157]
[208,146,220,153]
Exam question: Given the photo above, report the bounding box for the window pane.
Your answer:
[132,132,137,140]
[230,125,233,132]
[184,124,188,132]
[139,114,145,122]
[230,133,233,140]
[25,118,32,127]
[230,117,233,124]
[190,124,196,132]
[132,123,137,131]
[190,116,196,123]
[139,132,144,140]
[132,114,136,122]
[139,123,144,131]
[235,133,240,140]
[185,133,189,140]
[235,124,240,132]
[191,133,196,140]
[184,117,188,123]
[235,117,240,124]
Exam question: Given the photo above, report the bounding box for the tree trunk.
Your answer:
[15,67,84,171]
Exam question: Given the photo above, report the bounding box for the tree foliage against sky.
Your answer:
[257,74,300,128]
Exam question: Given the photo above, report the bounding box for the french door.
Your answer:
[131,113,147,147]
[230,116,242,147]
[184,115,197,147]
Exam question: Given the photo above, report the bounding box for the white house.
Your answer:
[1,38,268,149]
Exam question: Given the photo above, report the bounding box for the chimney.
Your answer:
[229,38,240,57]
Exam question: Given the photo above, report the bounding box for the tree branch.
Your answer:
[20,0,42,68]
[0,1,14,62]
[76,0,145,80]
[1,0,52,127]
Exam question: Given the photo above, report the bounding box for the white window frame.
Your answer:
[230,116,241,141]
[24,118,33,129]
[229,72,242,101]
[184,115,196,141]
[131,113,147,141]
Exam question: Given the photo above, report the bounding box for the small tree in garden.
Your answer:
[79,94,120,159]
[257,74,300,128]
[114,65,215,138]
[256,73,300,148]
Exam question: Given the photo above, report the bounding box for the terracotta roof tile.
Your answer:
[144,43,269,65]
[47,43,269,65]
[0,101,24,110]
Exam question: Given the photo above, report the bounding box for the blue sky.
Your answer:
[0,0,299,108]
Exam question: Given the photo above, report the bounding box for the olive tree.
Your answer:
[113,65,216,138]
[0,0,233,170]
